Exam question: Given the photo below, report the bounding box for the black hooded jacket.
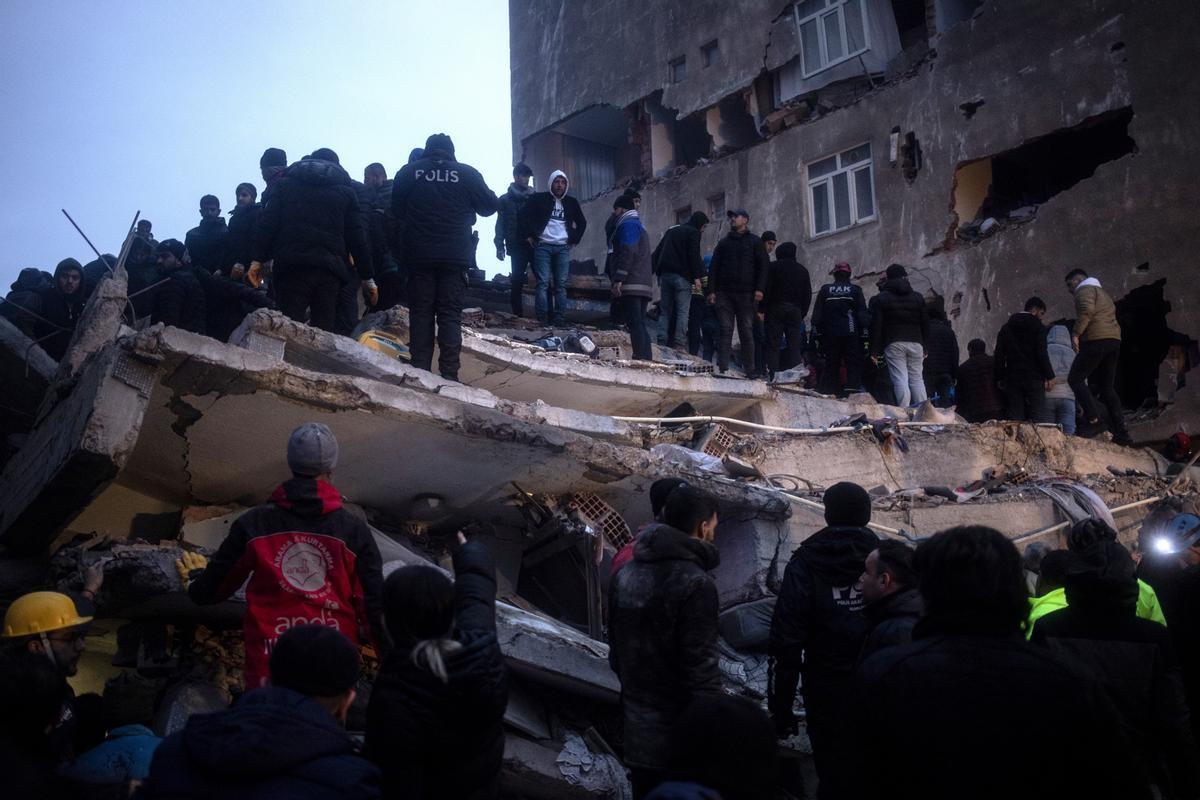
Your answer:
[185,217,229,274]
[138,686,381,800]
[652,220,704,282]
[1033,549,1200,796]
[517,177,587,245]
[224,204,262,272]
[869,277,928,354]
[764,243,812,313]
[994,311,1055,384]
[365,540,507,800]
[494,182,535,252]
[255,158,373,282]
[35,282,86,361]
[708,229,769,296]
[768,525,879,722]
[608,524,722,770]
[860,587,923,660]
[848,623,1152,800]
[391,145,498,270]
[2,268,49,338]
[923,316,960,380]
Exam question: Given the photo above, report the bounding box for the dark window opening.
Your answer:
[520,105,644,201]
[670,56,687,83]
[645,93,713,175]
[952,107,1136,230]
[701,40,720,68]
[934,0,983,34]
[709,95,763,155]
[708,193,726,220]
[891,0,929,50]
[675,206,693,225]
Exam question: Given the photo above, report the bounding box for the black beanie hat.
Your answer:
[885,263,908,280]
[155,239,186,260]
[689,211,710,228]
[823,481,872,527]
[775,242,798,260]
[269,625,361,697]
[614,193,636,211]
[650,478,689,517]
[760,230,777,243]
[424,133,455,157]
[54,257,83,278]
[260,147,287,169]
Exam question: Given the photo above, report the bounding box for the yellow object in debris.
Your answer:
[3,591,92,637]
[357,330,411,362]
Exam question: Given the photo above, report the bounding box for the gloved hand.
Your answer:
[362,278,379,307]
[246,261,263,288]
[175,551,208,587]
[230,263,246,282]
[495,246,505,262]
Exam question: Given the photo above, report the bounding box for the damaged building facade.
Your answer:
[509,0,1200,381]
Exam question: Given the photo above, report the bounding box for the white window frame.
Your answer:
[806,142,876,238]
[794,0,871,78]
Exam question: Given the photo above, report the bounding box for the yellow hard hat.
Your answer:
[2,591,92,638]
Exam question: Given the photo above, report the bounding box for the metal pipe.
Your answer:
[1010,495,1163,545]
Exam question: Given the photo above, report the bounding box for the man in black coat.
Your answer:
[652,211,708,349]
[955,338,1003,422]
[254,153,375,333]
[224,183,261,275]
[609,487,722,800]
[184,194,229,275]
[858,540,921,661]
[35,258,86,361]
[363,163,402,312]
[922,305,959,407]
[993,296,1055,422]
[518,169,586,326]
[366,536,507,800]
[149,240,207,335]
[811,262,867,396]
[849,526,1150,800]
[392,133,497,381]
[768,481,878,799]
[138,625,380,800]
[763,241,811,375]
[1032,539,1200,796]
[494,162,536,317]
[2,267,50,338]
[869,264,929,407]
[706,209,769,376]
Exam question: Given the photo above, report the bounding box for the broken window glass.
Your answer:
[807,142,875,237]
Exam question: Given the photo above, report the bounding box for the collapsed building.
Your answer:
[508,0,1200,409]
[2,251,1197,796]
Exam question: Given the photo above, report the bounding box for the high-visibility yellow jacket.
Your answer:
[1026,579,1166,639]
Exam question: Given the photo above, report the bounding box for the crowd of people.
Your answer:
[2,135,1173,444]
[3,420,1199,798]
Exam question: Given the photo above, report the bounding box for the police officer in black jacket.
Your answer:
[391,133,497,382]
[254,154,375,334]
[811,262,868,396]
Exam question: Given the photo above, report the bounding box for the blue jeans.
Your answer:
[533,243,570,324]
[1046,396,1077,435]
[656,272,693,347]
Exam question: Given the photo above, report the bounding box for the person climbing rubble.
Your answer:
[608,486,722,799]
[179,422,386,691]
[1065,268,1132,445]
[768,481,878,799]
[138,624,380,799]
[993,296,1055,423]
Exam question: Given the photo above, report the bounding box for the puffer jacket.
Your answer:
[494,182,535,252]
[255,157,373,282]
[869,277,928,354]
[185,218,229,274]
[151,266,208,335]
[365,540,507,800]
[994,311,1054,384]
[860,587,923,661]
[923,316,960,380]
[708,230,769,296]
[1073,278,1122,342]
[610,210,653,299]
[1046,325,1076,399]
[224,204,262,272]
[609,524,721,770]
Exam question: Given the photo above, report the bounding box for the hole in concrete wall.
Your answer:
[521,105,645,200]
[646,93,714,176]
[1135,261,1150,273]
[950,107,1136,239]
[706,95,764,156]
[1111,41,1126,52]
[892,0,929,49]
[935,0,983,33]
[1115,278,1175,407]
[958,98,985,119]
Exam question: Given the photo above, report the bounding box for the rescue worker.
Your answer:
[811,262,867,396]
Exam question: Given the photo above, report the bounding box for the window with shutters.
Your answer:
[794,0,870,77]
[807,142,876,237]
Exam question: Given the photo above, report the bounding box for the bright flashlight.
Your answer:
[1153,537,1177,555]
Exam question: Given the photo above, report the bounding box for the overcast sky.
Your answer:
[0,0,514,290]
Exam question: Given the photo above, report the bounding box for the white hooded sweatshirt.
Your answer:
[540,170,570,245]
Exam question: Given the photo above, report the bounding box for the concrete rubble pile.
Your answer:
[1,273,1197,799]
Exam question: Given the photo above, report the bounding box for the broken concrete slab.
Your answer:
[503,732,630,800]
[0,316,56,466]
